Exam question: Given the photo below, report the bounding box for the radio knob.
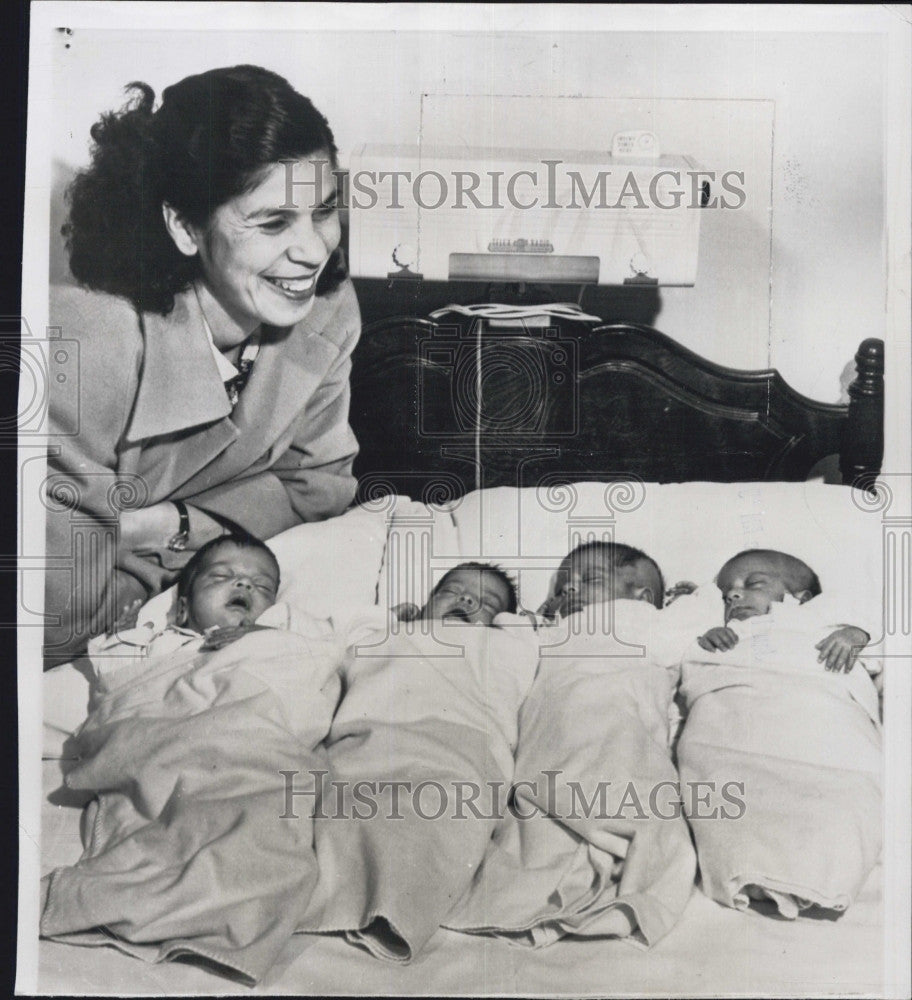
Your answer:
[392,243,416,268]
[630,251,651,276]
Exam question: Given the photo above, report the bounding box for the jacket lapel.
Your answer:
[127,289,234,439]
[121,288,343,502]
[122,289,239,500]
[174,295,343,496]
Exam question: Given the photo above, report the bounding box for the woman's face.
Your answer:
[179,154,341,337]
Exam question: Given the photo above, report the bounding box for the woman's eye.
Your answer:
[259,218,288,234]
[314,201,338,221]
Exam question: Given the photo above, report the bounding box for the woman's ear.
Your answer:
[162,203,200,257]
[795,589,813,604]
[636,586,655,605]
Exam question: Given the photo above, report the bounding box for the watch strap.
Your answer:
[167,500,191,552]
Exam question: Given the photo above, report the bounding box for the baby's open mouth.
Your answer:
[226,593,252,612]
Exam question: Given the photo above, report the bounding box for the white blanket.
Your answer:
[297,613,538,961]
[449,601,697,947]
[677,599,883,917]
[40,625,341,985]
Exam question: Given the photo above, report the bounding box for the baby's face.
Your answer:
[179,544,279,632]
[716,553,791,623]
[422,568,512,626]
[550,549,655,617]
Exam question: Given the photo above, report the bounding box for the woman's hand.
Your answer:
[120,502,230,553]
[119,503,182,553]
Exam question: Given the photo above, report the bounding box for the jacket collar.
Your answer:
[125,286,340,444]
[195,300,342,482]
[127,287,233,441]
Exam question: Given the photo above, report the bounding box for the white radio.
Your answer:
[346,138,707,286]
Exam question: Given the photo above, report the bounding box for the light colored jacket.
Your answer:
[44,279,361,663]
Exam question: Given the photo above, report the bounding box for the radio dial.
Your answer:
[630,251,651,276]
[392,243,416,268]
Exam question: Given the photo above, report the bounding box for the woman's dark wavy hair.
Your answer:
[63,64,347,315]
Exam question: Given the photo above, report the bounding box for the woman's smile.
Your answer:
[262,271,320,299]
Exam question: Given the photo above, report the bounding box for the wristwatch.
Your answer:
[167,500,191,552]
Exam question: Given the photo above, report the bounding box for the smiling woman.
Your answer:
[45,65,361,666]
[161,157,342,339]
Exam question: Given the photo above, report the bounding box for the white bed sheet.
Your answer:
[35,483,888,994]
[40,752,886,996]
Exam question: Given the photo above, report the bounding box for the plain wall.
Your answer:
[50,28,886,402]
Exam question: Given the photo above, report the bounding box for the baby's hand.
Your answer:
[815,626,869,672]
[201,623,271,651]
[536,595,562,620]
[665,581,698,606]
[698,626,739,652]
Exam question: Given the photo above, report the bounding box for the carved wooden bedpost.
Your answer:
[840,338,884,487]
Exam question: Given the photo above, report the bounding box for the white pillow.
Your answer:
[272,502,391,617]
[419,482,881,622]
[380,497,463,609]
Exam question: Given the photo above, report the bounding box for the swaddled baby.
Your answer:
[88,532,333,693]
[449,541,697,949]
[41,533,346,983]
[677,548,882,919]
[697,549,871,676]
[298,561,539,963]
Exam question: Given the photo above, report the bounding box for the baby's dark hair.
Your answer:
[436,561,518,614]
[177,531,280,599]
[567,540,665,609]
[728,549,822,598]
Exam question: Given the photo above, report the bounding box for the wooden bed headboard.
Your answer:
[348,307,884,504]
